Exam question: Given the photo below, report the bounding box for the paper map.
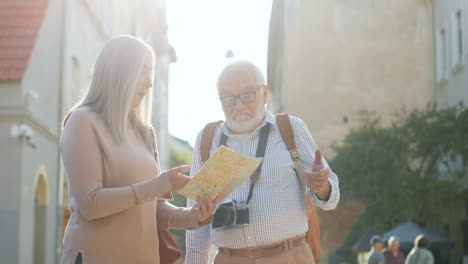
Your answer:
[178,146,263,203]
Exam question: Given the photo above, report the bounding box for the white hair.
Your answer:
[63,35,155,151]
[217,59,266,90]
[388,236,399,246]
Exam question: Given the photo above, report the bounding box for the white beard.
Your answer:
[226,105,266,134]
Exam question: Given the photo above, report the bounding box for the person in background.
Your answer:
[383,236,406,264]
[405,234,434,264]
[367,235,386,264]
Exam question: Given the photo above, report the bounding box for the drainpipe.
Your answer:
[428,0,437,104]
[54,0,68,262]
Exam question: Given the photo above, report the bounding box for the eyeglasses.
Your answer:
[219,86,263,107]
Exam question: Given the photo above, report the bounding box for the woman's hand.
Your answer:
[166,165,191,191]
[191,195,217,223]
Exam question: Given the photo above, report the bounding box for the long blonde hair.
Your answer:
[63,35,156,151]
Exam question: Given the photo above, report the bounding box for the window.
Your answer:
[457,10,464,60]
[451,8,465,71]
[436,26,449,84]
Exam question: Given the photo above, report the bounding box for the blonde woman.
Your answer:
[60,35,215,264]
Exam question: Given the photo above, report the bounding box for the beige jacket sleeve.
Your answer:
[157,201,200,229]
[157,201,213,230]
[151,131,212,230]
[61,110,173,220]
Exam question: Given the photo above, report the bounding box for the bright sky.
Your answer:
[166,0,273,147]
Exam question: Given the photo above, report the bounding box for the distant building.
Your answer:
[433,0,468,107]
[268,0,434,155]
[268,0,434,261]
[268,0,468,263]
[432,0,468,185]
[432,1,468,262]
[0,0,173,263]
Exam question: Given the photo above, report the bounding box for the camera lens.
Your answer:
[213,206,232,226]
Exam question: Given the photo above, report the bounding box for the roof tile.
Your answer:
[0,0,49,80]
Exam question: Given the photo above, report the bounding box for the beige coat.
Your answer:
[60,108,200,264]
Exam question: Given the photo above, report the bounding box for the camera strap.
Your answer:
[219,123,271,204]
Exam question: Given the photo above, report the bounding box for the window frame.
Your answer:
[451,5,465,73]
[436,24,450,85]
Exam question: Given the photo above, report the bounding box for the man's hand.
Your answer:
[304,149,331,201]
[166,165,191,191]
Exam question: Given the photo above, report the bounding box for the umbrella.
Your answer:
[382,221,453,249]
[352,227,380,252]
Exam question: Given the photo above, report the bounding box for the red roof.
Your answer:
[0,0,49,80]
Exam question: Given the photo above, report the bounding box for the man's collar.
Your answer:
[264,110,276,126]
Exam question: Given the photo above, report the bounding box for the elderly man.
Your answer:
[383,236,406,264]
[185,60,340,264]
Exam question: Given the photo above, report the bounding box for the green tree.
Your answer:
[329,103,468,263]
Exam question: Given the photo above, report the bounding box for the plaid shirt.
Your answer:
[185,111,340,264]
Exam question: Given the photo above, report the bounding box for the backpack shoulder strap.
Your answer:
[275,113,307,194]
[276,113,297,151]
[275,113,322,264]
[200,120,224,162]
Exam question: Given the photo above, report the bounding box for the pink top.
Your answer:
[60,108,200,264]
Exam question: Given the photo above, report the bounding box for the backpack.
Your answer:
[200,113,321,264]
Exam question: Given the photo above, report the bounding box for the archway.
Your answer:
[33,173,48,264]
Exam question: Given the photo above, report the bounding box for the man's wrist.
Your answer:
[315,182,331,201]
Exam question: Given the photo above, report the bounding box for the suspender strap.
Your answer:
[219,123,271,204]
[201,120,224,162]
[275,113,308,195]
[247,124,270,203]
[219,132,228,147]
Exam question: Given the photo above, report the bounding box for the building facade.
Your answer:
[268,0,435,260]
[432,1,468,262]
[433,0,468,107]
[0,0,173,263]
[268,0,435,156]
[269,0,468,263]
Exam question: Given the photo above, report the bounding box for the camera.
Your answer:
[212,199,250,229]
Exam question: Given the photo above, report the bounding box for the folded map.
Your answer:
[178,146,263,203]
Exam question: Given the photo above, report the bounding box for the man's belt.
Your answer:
[218,234,306,258]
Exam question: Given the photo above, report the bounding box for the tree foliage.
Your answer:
[329,102,468,263]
